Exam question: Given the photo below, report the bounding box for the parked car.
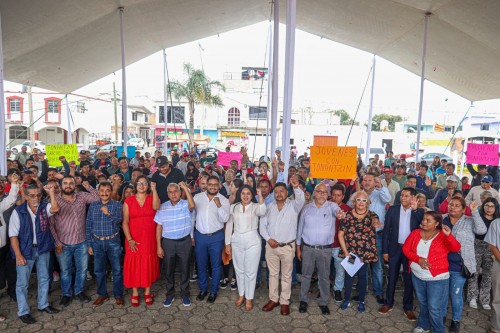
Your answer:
[10,140,46,154]
[406,152,452,164]
[357,147,386,161]
[128,138,145,150]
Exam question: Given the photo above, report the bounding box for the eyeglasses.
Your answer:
[484,204,496,209]
[314,190,328,195]
[207,183,219,187]
[136,181,148,186]
[355,198,368,203]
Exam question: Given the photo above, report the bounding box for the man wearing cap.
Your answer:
[467,163,498,188]
[10,183,60,324]
[436,163,462,190]
[382,168,400,205]
[465,175,499,205]
[433,175,460,210]
[151,156,186,204]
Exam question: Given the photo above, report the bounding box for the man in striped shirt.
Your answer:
[49,175,99,307]
[155,182,195,307]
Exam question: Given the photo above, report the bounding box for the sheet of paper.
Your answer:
[340,253,364,277]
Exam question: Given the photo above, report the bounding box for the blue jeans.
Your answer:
[444,271,467,321]
[194,229,224,295]
[57,242,89,297]
[256,238,269,284]
[344,263,368,302]
[92,236,123,298]
[16,248,50,316]
[331,247,345,291]
[412,273,448,333]
[367,233,384,296]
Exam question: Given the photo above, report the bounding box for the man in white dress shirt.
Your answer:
[193,175,230,304]
[260,175,304,315]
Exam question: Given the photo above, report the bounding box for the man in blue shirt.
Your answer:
[86,181,124,307]
[155,182,195,307]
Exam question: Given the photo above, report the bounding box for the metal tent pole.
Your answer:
[265,21,273,163]
[0,12,6,175]
[415,13,430,162]
[119,7,128,151]
[270,0,279,164]
[65,94,73,144]
[282,0,296,182]
[365,55,376,166]
[163,49,169,156]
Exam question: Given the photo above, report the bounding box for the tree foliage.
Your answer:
[169,63,225,147]
[333,109,359,126]
[371,113,403,131]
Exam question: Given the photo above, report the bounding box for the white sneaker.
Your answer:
[482,303,491,310]
[86,271,93,281]
[413,327,430,333]
[53,271,60,282]
[469,299,478,309]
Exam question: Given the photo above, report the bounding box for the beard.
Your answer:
[62,188,75,195]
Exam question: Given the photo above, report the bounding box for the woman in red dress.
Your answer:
[122,175,160,306]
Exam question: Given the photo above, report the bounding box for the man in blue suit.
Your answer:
[379,187,425,321]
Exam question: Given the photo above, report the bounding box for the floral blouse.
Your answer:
[339,210,379,263]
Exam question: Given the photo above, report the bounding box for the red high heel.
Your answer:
[144,294,154,305]
[130,295,140,307]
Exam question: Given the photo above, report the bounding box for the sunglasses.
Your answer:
[355,198,368,203]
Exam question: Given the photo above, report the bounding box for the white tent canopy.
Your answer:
[2,0,500,101]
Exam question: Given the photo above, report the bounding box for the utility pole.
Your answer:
[28,85,34,151]
[113,81,118,143]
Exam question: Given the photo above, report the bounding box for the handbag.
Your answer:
[460,252,473,279]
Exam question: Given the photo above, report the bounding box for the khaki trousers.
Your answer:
[265,243,295,305]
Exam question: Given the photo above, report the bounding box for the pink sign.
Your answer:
[218,152,242,167]
[467,143,499,166]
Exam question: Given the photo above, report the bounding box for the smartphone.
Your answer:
[348,254,356,265]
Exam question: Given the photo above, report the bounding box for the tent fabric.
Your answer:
[1,0,500,101]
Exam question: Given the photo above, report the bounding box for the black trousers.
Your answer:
[0,245,16,297]
[162,236,192,298]
[385,246,414,311]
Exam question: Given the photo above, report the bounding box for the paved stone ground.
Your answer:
[0,273,492,333]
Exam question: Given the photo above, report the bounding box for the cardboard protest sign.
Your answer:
[310,146,357,179]
[217,152,242,167]
[313,136,338,146]
[466,143,499,166]
[116,146,137,159]
[45,144,79,167]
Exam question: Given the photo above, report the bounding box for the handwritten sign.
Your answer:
[466,143,499,166]
[116,146,137,159]
[45,144,79,167]
[310,146,357,179]
[314,136,338,146]
[217,152,242,167]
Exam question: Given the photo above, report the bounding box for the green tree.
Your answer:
[333,109,359,126]
[371,114,403,131]
[169,63,225,147]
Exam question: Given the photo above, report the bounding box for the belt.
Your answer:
[164,234,191,241]
[198,229,223,237]
[376,230,384,235]
[303,242,333,250]
[93,232,119,241]
[278,240,295,248]
[32,244,38,248]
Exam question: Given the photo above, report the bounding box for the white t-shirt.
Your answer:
[9,204,54,245]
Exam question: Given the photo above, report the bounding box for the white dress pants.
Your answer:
[231,230,261,300]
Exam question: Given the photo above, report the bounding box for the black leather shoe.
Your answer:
[375,295,385,305]
[449,320,460,333]
[299,301,308,313]
[319,305,330,315]
[19,314,36,324]
[76,292,91,303]
[206,293,217,304]
[38,306,60,314]
[9,294,17,302]
[196,291,208,301]
[59,296,72,307]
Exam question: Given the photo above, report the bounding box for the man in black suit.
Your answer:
[379,187,424,321]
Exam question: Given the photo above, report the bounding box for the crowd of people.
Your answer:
[0,146,499,333]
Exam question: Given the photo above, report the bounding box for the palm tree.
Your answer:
[169,63,225,148]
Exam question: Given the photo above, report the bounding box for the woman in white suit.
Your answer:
[225,185,266,311]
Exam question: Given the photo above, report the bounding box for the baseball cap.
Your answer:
[182,152,189,157]
[446,175,458,182]
[79,150,86,155]
[383,168,393,174]
[156,156,169,166]
[481,175,493,183]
